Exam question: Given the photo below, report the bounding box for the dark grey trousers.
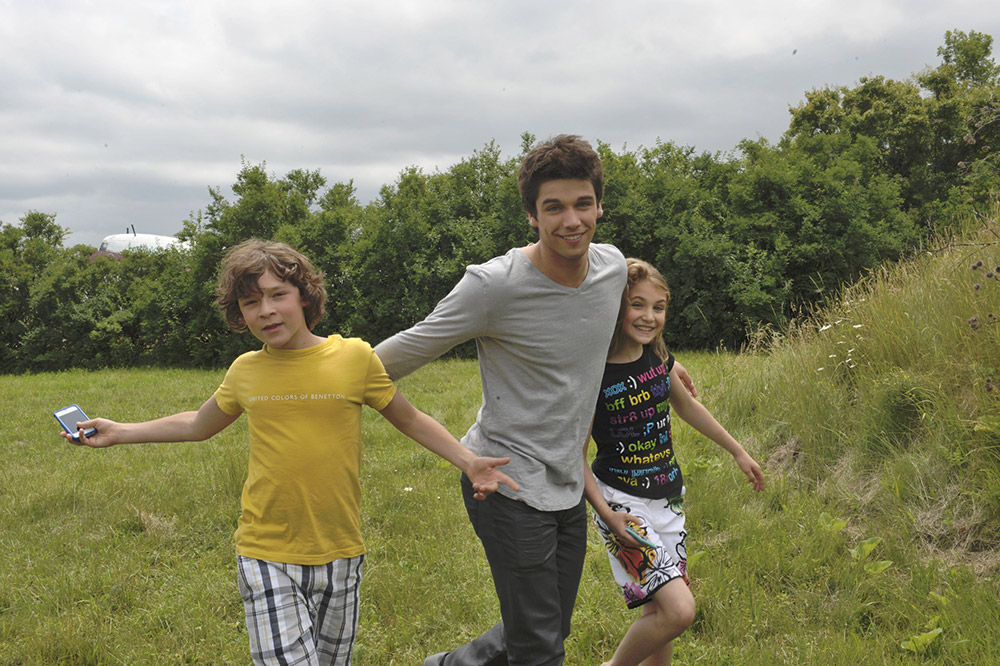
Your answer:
[437,475,588,666]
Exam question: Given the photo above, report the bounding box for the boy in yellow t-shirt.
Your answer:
[59,239,518,666]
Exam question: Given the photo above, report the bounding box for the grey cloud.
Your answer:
[2,1,999,247]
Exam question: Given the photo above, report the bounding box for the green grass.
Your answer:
[2,214,999,664]
[1,369,247,664]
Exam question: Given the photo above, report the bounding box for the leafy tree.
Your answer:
[178,161,335,364]
[342,142,523,345]
[935,29,1000,87]
[204,160,319,244]
[788,29,1000,230]
[21,247,113,371]
[0,212,72,371]
[342,167,436,343]
[919,30,1000,214]
[283,180,364,335]
[3,30,999,370]
[729,133,915,306]
[598,140,744,347]
[118,247,204,366]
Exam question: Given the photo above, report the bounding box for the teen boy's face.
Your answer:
[528,178,603,266]
[237,271,314,350]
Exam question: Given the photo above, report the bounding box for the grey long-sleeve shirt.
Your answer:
[374,244,627,511]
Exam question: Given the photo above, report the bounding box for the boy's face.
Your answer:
[237,271,314,350]
[528,178,603,267]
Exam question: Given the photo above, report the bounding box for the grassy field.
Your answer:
[2,217,999,664]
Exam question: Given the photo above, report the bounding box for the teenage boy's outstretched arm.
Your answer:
[60,397,240,448]
[374,271,487,381]
[672,360,698,398]
[378,391,520,500]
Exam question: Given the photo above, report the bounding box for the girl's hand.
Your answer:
[605,510,646,548]
[735,452,765,492]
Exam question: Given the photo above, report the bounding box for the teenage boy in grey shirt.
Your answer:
[375,135,692,666]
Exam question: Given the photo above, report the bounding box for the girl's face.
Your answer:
[621,278,667,350]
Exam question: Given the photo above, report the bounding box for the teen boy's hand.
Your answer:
[378,391,520,500]
[672,360,697,398]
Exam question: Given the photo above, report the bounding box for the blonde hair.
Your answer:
[215,239,327,332]
[609,258,671,363]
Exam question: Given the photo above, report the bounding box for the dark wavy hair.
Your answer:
[215,239,327,332]
[609,258,671,363]
[517,134,604,218]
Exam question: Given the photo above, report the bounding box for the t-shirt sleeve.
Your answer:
[213,359,245,416]
[373,270,488,380]
[364,346,398,411]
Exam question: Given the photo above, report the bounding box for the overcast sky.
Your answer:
[3,0,1000,248]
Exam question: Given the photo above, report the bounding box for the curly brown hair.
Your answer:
[518,134,604,218]
[215,239,327,332]
[609,258,671,363]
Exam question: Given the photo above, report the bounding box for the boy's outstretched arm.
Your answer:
[378,391,519,500]
[60,397,240,448]
[667,366,765,492]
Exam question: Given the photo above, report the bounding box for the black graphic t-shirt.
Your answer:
[591,346,682,500]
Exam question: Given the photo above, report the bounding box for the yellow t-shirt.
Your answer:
[214,335,396,565]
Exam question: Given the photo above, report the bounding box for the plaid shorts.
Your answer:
[593,480,688,609]
[237,554,365,666]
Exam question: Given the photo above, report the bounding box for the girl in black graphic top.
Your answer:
[584,258,765,666]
